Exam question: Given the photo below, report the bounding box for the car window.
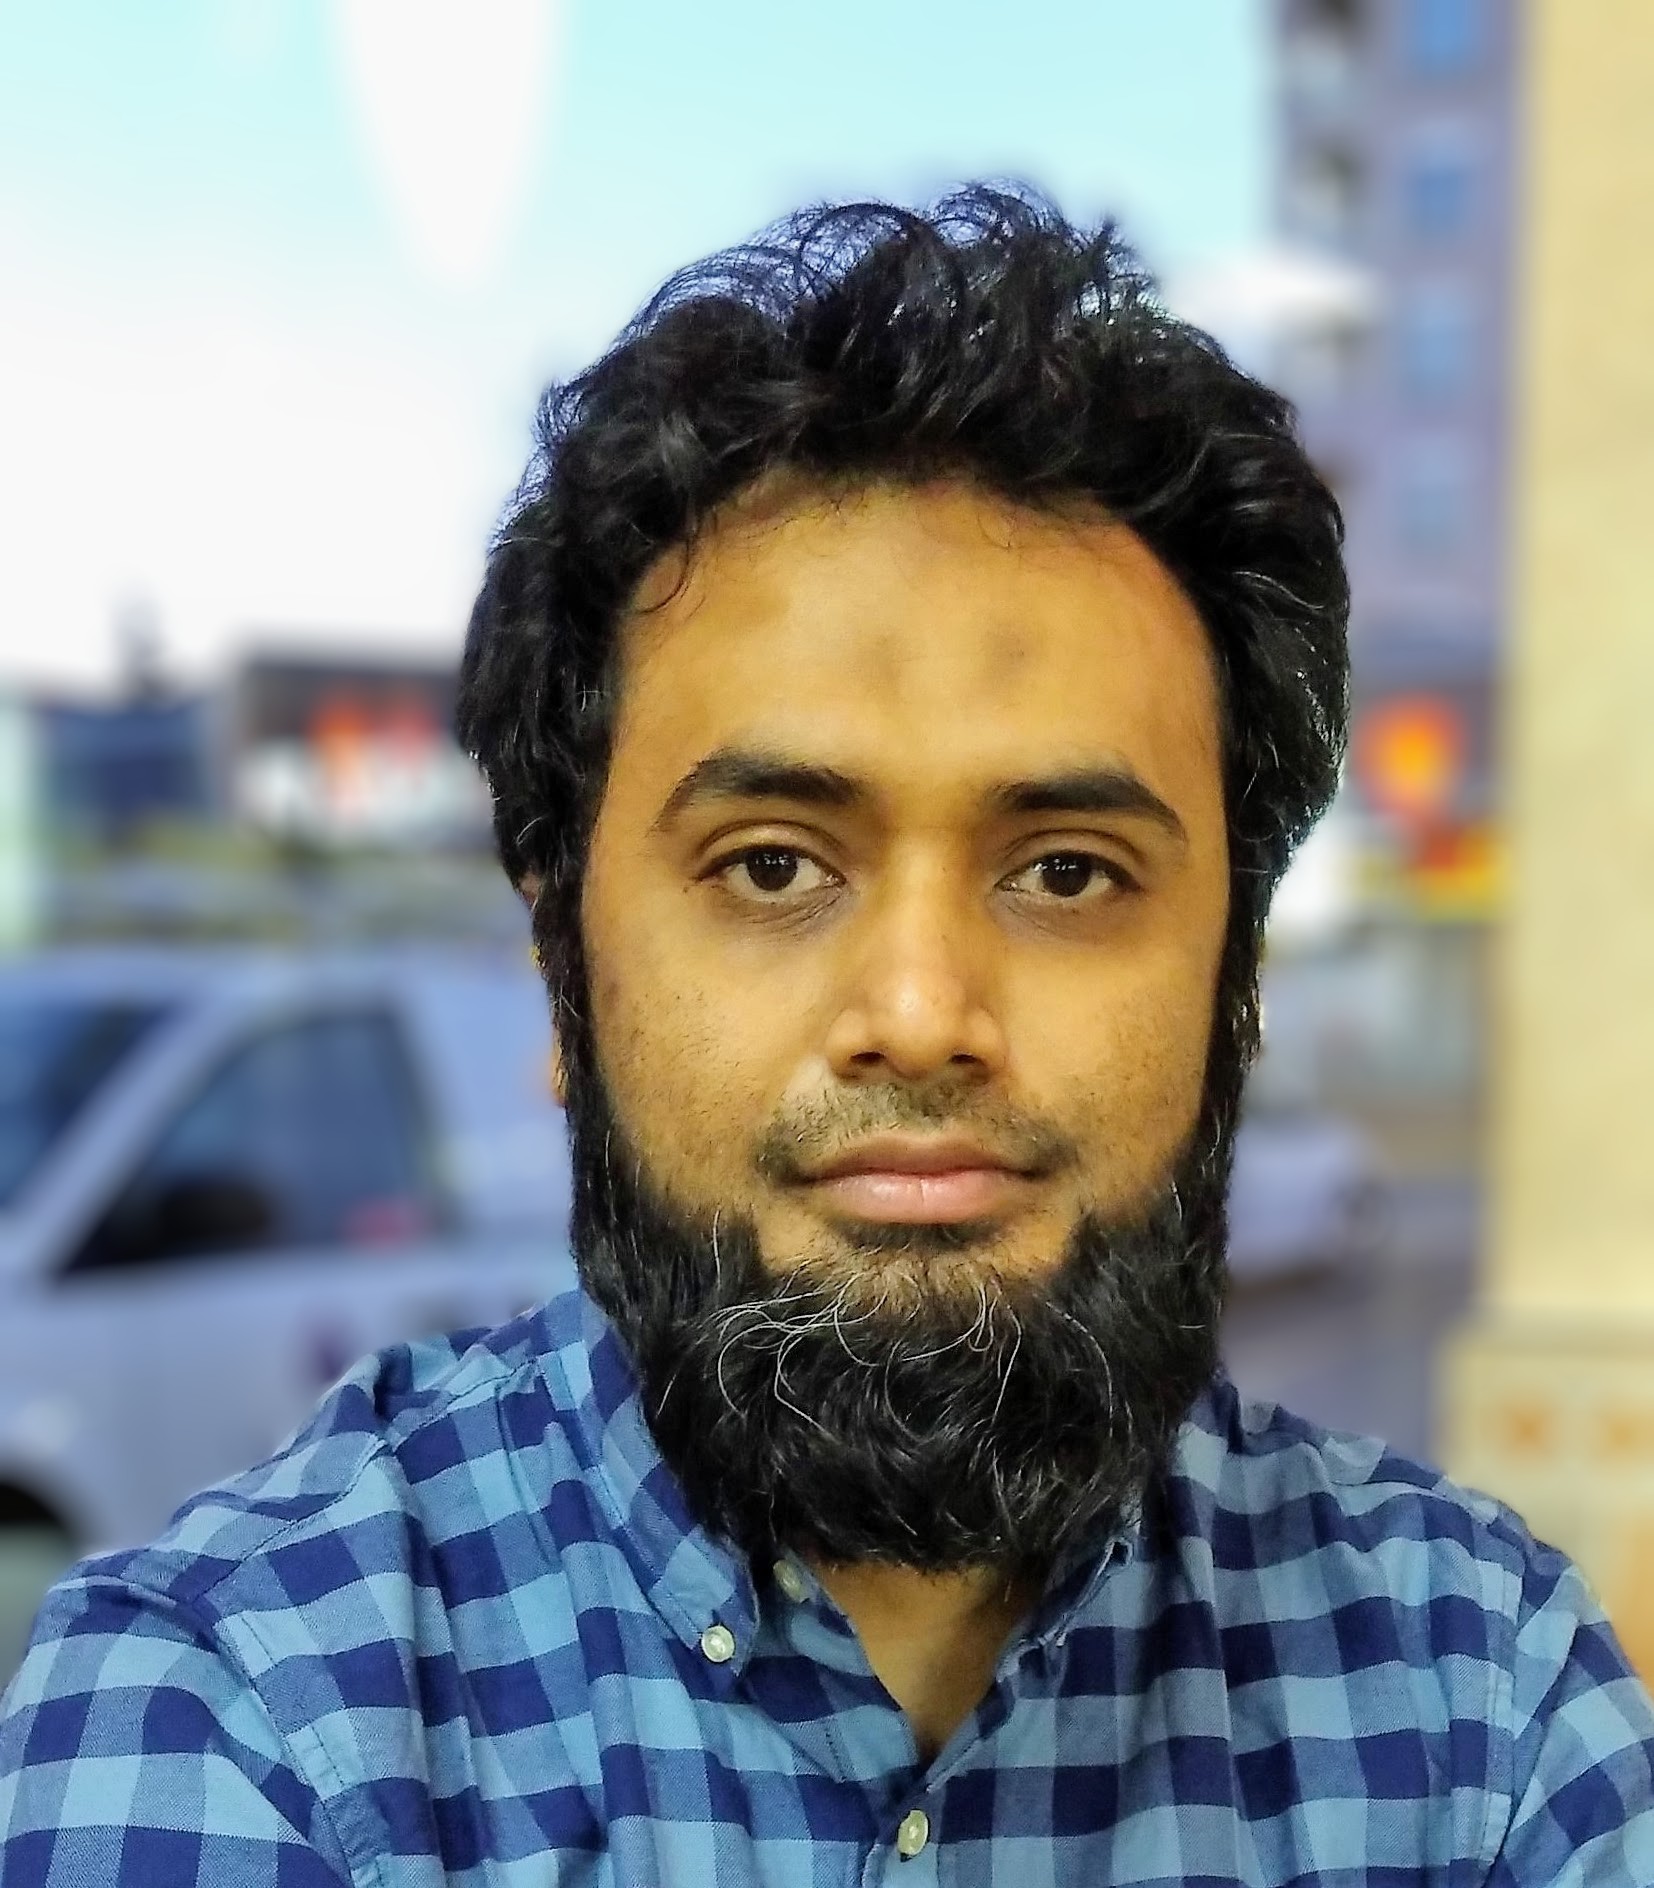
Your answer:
[67,1010,444,1274]
[0,1000,168,1209]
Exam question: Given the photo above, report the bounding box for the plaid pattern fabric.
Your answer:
[3,1287,1652,1885]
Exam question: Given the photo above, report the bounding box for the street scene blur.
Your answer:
[4,0,1650,1683]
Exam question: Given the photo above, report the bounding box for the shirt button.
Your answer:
[699,1623,737,1664]
[773,1559,809,1604]
[895,1808,930,1858]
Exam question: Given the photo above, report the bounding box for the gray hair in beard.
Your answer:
[563,1058,1233,1581]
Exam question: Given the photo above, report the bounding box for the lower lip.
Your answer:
[810,1168,1026,1223]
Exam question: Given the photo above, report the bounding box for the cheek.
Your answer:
[584,922,768,1195]
[1034,952,1219,1193]
[1095,1004,1208,1131]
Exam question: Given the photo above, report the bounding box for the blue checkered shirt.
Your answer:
[3,1287,1652,1885]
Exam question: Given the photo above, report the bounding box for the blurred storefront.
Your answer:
[0,649,511,950]
[39,694,219,847]
[229,652,488,850]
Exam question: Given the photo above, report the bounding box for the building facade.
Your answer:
[1271,0,1519,830]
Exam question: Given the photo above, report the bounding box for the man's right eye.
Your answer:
[718,847,838,900]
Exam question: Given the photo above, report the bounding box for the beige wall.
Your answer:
[1443,0,1654,1677]
[1492,0,1654,1318]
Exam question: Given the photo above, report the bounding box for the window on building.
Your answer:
[1284,30,1358,104]
[1291,144,1364,247]
[1284,0,1365,100]
[67,1012,443,1274]
[1396,288,1476,402]
[1298,0,1363,30]
[1395,441,1474,558]
[1403,147,1474,240]
[1405,0,1479,77]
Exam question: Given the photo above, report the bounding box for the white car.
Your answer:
[0,945,576,1667]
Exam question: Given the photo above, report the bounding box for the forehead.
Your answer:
[613,480,1224,814]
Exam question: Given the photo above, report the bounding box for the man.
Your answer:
[3,188,1651,1884]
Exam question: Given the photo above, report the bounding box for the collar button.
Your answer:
[699,1622,737,1664]
[773,1559,810,1604]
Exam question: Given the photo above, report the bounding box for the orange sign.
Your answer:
[1355,696,1468,825]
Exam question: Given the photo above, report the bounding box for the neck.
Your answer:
[807,1558,1042,1761]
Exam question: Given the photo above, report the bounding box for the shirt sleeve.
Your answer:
[1486,1550,1654,1885]
[0,1567,355,1888]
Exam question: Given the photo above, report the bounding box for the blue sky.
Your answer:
[0,0,1269,689]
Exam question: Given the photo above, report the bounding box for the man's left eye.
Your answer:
[1001,852,1123,900]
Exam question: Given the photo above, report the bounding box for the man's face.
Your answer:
[579,479,1231,1295]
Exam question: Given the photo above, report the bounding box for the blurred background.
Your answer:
[1,0,1509,1666]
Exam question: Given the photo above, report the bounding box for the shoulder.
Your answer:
[110,1296,573,1621]
[1166,1381,1654,1791]
[1174,1376,1568,1611]
[1159,1379,1628,1729]
[8,1291,594,1736]
[1106,1385,1654,1874]
[2,1292,599,1879]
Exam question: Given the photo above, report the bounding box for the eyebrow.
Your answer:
[652,746,1188,847]
[988,769,1188,844]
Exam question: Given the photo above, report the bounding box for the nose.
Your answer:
[821,864,1008,1084]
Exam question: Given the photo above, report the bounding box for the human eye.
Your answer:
[999,849,1133,904]
[712,844,841,904]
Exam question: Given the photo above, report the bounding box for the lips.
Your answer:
[804,1136,1032,1225]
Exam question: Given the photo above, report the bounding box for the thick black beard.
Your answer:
[562,1055,1233,1582]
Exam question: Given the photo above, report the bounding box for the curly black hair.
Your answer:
[457,185,1349,1110]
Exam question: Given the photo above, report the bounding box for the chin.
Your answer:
[760,1211,1075,1295]
[562,1042,1232,1573]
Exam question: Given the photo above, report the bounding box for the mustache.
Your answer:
[750,1083,1083,1185]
